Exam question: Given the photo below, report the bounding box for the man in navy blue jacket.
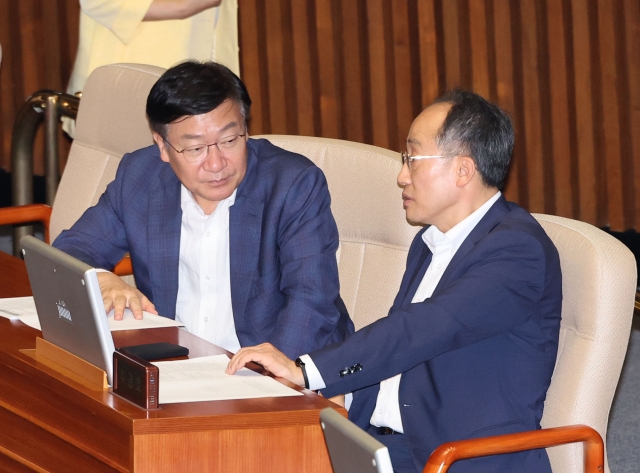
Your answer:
[53,61,353,359]
[227,89,562,473]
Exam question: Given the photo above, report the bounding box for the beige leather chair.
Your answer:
[51,63,161,241]
[253,135,419,329]
[535,215,636,472]
[0,63,163,275]
[424,215,636,473]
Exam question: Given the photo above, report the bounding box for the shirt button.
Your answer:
[206,231,211,237]
[204,317,209,322]
[437,263,442,269]
[377,408,383,415]
[205,274,211,280]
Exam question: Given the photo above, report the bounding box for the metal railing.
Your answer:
[10,90,80,255]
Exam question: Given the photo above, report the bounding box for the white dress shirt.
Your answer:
[174,185,241,353]
[302,191,501,433]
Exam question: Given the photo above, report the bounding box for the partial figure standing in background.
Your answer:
[65,0,239,136]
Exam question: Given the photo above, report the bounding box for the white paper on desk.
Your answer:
[107,308,185,331]
[152,355,303,403]
[0,296,184,332]
[0,296,41,329]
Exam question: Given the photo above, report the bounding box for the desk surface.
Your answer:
[0,251,338,472]
[0,250,32,297]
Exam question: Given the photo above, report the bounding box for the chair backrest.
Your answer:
[254,135,420,329]
[50,63,163,241]
[533,214,636,473]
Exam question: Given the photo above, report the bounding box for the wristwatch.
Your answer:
[295,357,310,389]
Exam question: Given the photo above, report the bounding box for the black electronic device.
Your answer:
[113,349,159,409]
[119,342,189,361]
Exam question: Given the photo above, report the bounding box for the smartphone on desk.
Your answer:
[119,342,189,361]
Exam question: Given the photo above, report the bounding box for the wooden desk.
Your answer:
[0,251,32,298]
[0,251,337,472]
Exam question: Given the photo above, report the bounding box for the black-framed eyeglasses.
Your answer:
[165,133,247,163]
[401,151,448,170]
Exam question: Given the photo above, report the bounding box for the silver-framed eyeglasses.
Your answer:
[165,133,247,163]
[401,151,447,170]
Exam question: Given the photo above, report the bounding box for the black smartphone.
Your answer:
[118,342,189,361]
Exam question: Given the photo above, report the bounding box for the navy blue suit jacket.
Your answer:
[53,138,354,359]
[312,197,562,473]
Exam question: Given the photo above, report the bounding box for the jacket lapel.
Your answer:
[228,146,263,335]
[403,245,432,305]
[391,227,432,308]
[432,195,510,295]
[147,165,182,319]
[229,196,264,334]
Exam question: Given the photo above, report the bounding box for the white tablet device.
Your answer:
[320,407,394,473]
[21,236,115,385]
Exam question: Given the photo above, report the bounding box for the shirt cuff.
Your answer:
[344,392,353,410]
[299,354,326,391]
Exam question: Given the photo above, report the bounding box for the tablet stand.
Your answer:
[20,337,109,390]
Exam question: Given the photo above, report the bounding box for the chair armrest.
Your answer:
[113,256,133,276]
[0,205,133,277]
[0,204,52,243]
[423,424,603,473]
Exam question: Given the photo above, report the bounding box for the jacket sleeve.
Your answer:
[313,227,550,398]
[267,165,352,358]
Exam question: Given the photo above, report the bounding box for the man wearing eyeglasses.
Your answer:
[53,60,354,359]
[226,90,562,473]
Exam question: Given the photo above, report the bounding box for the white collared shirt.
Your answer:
[302,191,502,432]
[174,185,241,353]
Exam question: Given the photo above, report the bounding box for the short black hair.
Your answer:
[146,60,252,139]
[432,89,514,189]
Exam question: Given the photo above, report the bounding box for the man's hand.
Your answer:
[97,272,157,320]
[226,343,306,387]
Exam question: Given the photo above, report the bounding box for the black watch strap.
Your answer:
[295,357,310,389]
